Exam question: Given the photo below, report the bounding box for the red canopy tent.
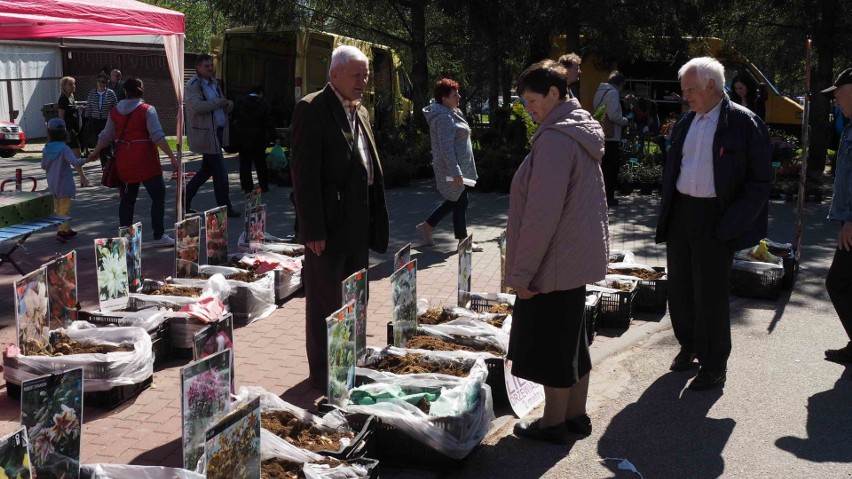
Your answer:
[0,0,188,219]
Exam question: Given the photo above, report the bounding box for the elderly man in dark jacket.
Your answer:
[290,45,390,388]
[656,57,771,391]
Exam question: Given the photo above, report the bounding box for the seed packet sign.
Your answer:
[204,397,261,479]
[94,238,129,311]
[0,428,32,479]
[342,269,367,365]
[21,368,83,479]
[499,229,507,293]
[458,235,473,306]
[46,251,78,329]
[118,222,142,293]
[327,301,356,407]
[16,267,49,355]
[246,205,266,253]
[181,350,232,471]
[176,217,201,278]
[393,243,411,271]
[193,316,235,393]
[205,207,228,266]
[504,359,545,418]
[391,260,417,347]
[245,188,261,212]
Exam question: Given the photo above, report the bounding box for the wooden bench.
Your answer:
[0,215,70,274]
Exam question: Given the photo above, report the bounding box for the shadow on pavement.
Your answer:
[775,365,852,463]
[130,436,182,467]
[598,371,734,479]
[451,435,580,478]
[280,378,323,411]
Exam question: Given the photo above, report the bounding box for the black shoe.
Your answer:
[688,368,726,391]
[670,349,697,371]
[514,418,570,444]
[227,207,241,218]
[825,343,852,363]
[565,414,592,437]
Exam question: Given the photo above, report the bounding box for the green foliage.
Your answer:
[377,120,432,188]
[142,0,235,52]
[510,101,537,148]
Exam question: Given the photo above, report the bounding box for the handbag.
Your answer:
[594,90,617,138]
[101,108,136,188]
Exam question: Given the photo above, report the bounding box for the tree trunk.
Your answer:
[488,31,500,126]
[502,60,512,106]
[808,0,838,182]
[526,29,553,67]
[409,0,430,128]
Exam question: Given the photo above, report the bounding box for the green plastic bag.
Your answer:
[266,142,288,170]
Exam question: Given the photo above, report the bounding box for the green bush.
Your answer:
[376,119,432,188]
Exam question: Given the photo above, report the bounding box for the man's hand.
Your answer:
[839,222,852,251]
[223,100,234,114]
[515,286,538,300]
[307,240,326,256]
[169,156,180,173]
[453,176,464,185]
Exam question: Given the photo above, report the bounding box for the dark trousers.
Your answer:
[303,248,369,385]
[185,151,231,208]
[826,245,852,341]
[239,146,269,192]
[666,193,734,373]
[426,188,469,239]
[602,140,622,202]
[119,175,166,239]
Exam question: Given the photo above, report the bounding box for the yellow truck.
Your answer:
[552,36,803,134]
[211,26,413,139]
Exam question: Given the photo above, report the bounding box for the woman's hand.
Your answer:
[839,222,852,251]
[515,286,538,300]
[169,156,180,173]
[87,150,100,163]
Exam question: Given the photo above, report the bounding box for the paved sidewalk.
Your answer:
[0,150,832,475]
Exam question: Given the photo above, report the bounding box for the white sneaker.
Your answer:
[152,234,175,247]
[472,242,483,252]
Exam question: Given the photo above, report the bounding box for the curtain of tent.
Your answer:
[163,33,185,222]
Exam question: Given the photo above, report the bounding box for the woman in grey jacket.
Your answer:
[417,78,480,250]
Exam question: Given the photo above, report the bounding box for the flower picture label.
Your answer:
[94,237,129,312]
[327,300,356,407]
[394,243,411,271]
[341,268,368,365]
[458,235,473,306]
[180,349,231,470]
[204,397,260,479]
[15,267,49,356]
[246,205,266,253]
[205,206,228,266]
[118,222,142,293]
[193,316,235,393]
[391,259,417,347]
[46,251,78,329]
[0,427,33,479]
[21,368,83,479]
[175,217,201,279]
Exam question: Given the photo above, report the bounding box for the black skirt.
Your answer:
[507,286,591,388]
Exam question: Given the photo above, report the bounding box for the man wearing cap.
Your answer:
[656,57,771,390]
[822,68,852,363]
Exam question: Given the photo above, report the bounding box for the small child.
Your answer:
[41,118,94,242]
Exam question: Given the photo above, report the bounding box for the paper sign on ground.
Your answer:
[327,301,356,407]
[176,217,202,278]
[21,368,83,479]
[118,222,142,293]
[390,260,417,347]
[504,359,545,418]
[15,267,49,355]
[0,428,33,479]
[193,316,235,393]
[393,243,411,272]
[342,269,367,365]
[458,235,473,305]
[180,350,231,471]
[45,251,78,329]
[204,207,228,266]
[204,397,260,479]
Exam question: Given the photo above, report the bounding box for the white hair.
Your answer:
[329,45,369,76]
[678,57,725,92]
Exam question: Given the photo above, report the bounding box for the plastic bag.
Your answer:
[590,274,639,293]
[232,386,350,433]
[261,430,375,479]
[80,464,204,479]
[4,326,153,392]
[266,143,288,170]
[237,231,304,256]
[731,259,784,272]
[609,249,635,264]
[419,318,509,355]
[356,346,489,386]
[128,275,231,312]
[735,240,783,266]
[172,269,276,325]
[229,253,304,301]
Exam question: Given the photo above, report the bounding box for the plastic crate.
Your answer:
[730,263,784,300]
[598,288,637,329]
[77,311,171,367]
[85,375,153,409]
[484,357,508,408]
[3,349,111,380]
[584,292,601,345]
[635,267,668,314]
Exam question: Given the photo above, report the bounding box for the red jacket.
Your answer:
[111,103,161,183]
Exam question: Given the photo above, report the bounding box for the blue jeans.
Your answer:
[426,188,469,239]
[185,151,232,209]
[119,175,166,239]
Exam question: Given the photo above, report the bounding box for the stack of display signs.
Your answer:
[175,216,202,279]
[390,259,417,348]
[180,349,232,471]
[193,315,235,393]
[204,206,228,266]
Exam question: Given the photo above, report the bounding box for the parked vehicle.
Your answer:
[0,120,26,158]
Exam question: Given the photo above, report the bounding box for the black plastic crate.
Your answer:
[599,288,637,329]
[635,267,668,314]
[484,357,508,408]
[730,263,784,300]
[467,296,513,314]
[585,293,601,345]
[84,375,153,409]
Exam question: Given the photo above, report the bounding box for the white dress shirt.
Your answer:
[331,85,374,185]
[676,99,723,198]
